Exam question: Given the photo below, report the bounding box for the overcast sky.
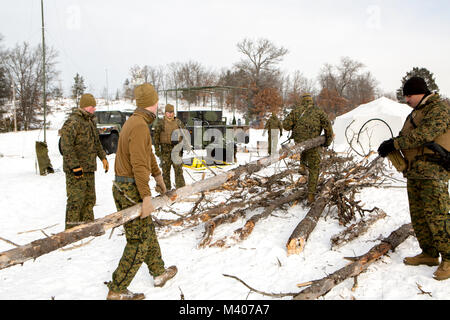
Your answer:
[2,0,450,99]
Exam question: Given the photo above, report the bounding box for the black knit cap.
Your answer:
[403,76,431,96]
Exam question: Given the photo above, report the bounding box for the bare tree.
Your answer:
[284,71,317,109]
[235,38,288,89]
[234,38,288,120]
[4,42,58,130]
[318,57,378,113]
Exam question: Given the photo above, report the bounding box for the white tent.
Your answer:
[332,97,412,154]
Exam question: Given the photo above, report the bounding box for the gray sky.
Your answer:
[2,0,450,98]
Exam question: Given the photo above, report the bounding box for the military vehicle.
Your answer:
[95,110,133,154]
[58,109,133,156]
[176,110,249,148]
[159,86,250,163]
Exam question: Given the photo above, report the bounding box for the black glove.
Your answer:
[378,139,395,158]
[72,166,84,178]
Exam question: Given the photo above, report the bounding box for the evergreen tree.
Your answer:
[71,73,86,108]
[396,67,439,102]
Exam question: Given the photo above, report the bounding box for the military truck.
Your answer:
[58,109,133,155]
[176,110,249,149]
[95,110,134,154]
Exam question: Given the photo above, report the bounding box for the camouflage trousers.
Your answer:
[65,172,95,230]
[160,144,185,189]
[107,181,166,292]
[301,148,321,196]
[407,178,450,261]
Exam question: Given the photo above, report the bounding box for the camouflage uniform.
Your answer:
[394,93,450,261]
[60,108,106,230]
[264,113,283,155]
[107,182,165,292]
[282,94,333,197]
[153,116,186,189]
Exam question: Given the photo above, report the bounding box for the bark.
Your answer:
[330,208,387,249]
[234,189,306,242]
[286,178,335,255]
[293,223,414,300]
[0,136,327,270]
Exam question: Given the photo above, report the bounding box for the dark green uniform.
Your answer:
[60,108,106,229]
[264,113,283,155]
[282,95,333,197]
[394,93,450,261]
[153,117,186,189]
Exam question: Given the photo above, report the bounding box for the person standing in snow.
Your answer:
[153,103,186,189]
[282,93,334,205]
[60,93,109,230]
[263,112,283,155]
[377,76,450,281]
[106,83,177,300]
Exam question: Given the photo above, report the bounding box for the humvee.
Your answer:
[95,110,134,154]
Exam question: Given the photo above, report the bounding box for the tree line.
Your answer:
[0,35,445,132]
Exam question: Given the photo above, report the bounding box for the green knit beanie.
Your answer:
[79,93,96,108]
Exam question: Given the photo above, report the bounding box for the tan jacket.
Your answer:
[114,108,161,199]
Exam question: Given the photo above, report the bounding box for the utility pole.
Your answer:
[11,75,17,132]
[35,0,54,176]
[41,0,47,143]
[105,68,109,109]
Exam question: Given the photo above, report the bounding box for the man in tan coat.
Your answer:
[106,83,177,300]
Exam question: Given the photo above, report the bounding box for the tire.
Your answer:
[105,132,119,154]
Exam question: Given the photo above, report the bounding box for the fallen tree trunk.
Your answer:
[293,223,414,300]
[199,190,285,248]
[0,136,326,271]
[286,178,335,255]
[233,189,307,242]
[330,208,387,249]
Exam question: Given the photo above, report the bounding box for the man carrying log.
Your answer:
[106,83,177,300]
[282,93,334,204]
[378,76,449,281]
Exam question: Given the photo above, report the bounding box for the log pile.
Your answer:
[0,133,412,300]
[0,136,325,270]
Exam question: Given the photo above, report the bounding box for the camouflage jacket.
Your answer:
[153,116,186,147]
[282,102,333,147]
[264,114,283,136]
[60,108,106,173]
[394,93,449,180]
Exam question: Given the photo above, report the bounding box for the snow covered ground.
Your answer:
[0,99,448,300]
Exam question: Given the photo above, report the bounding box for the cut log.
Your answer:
[286,178,335,255]
[0,136,327,271]
[293,223,414,300]
[234,189,306,242]
[330,208,387,249]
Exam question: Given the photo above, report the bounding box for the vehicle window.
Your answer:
[109,112,123,124]
[95,112,109,123]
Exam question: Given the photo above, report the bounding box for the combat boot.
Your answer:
[154,265,178,288]
[106,289,145,300]
[403,252,440,267]
[433,261,450,281]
